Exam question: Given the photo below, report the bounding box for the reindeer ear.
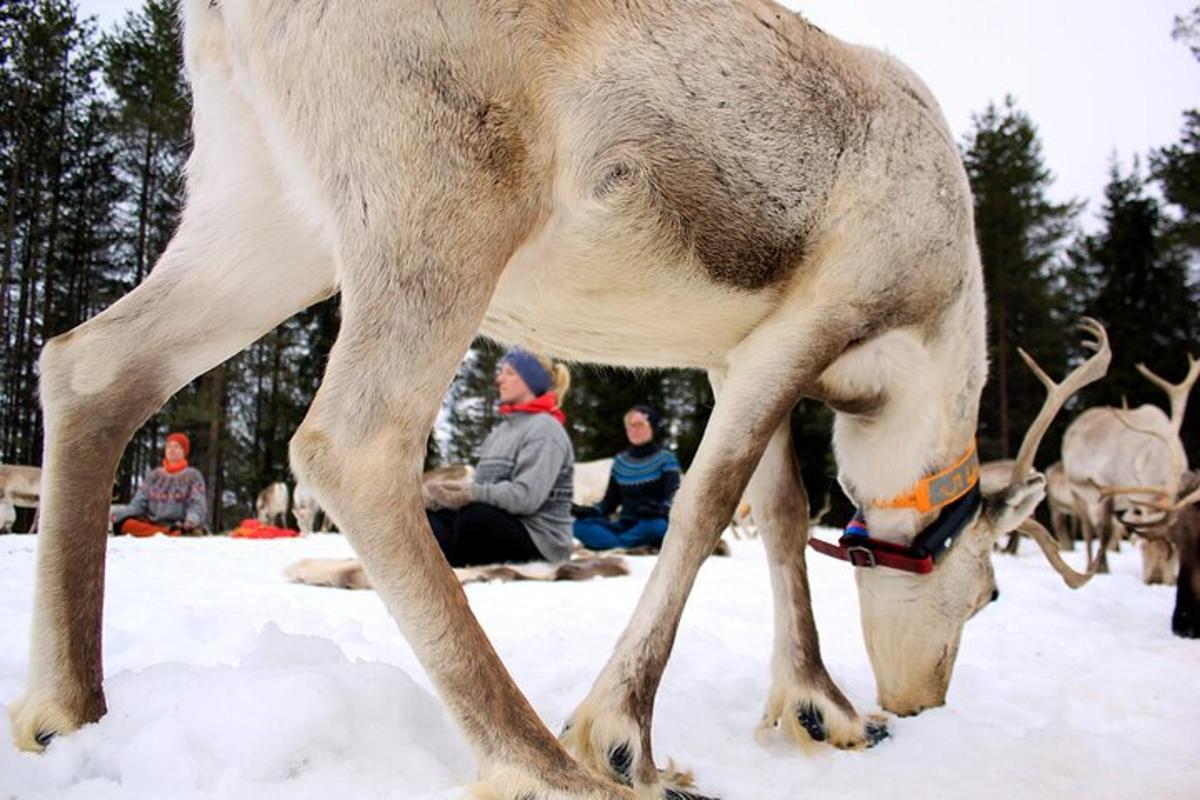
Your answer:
[983,472,1046,537]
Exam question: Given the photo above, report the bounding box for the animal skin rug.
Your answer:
[285,554,631,589]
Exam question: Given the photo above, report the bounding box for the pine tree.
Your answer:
[0,0,120,469]
[1069,160,1198,456]
[962,97,1081,462]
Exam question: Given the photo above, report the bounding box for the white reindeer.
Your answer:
[1062,356,1199,579]
[0,464,41,533]
[254,481,290,528]
[291,481,323,534]
[11,3,1106,798]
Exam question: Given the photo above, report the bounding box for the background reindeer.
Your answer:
[291,482,324,534]
[254,482,290,528]
[0,464,41,533]
[1167,472,1200,638]
[1062,355,1198,580]
[9,3,1109,798]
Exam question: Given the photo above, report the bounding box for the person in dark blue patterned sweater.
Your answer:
[572,405,681,550]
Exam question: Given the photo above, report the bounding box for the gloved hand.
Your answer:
[634,502,669,519]
[571,503,601,518]
[427,479,474,510]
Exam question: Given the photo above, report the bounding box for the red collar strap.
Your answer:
[809,483,984,575]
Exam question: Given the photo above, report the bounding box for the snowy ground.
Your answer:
[1,532,1198,800]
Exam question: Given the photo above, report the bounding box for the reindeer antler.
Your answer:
[1018,518,1100,588]
[1117,482,1200,516]
[1008,318,1112,488]
[1136,354,1200,435]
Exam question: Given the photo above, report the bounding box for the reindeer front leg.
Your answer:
[9,187,338,751]
[562,320,845,797]
[749,422,889,750]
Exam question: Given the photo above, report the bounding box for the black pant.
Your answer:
[427,503,543,567]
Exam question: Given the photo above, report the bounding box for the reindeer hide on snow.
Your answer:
[285,555,630,589]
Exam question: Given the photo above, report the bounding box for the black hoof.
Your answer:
[796,703,826,742]
[664,789,719,800]
[608,742,633,786]
[34,729,56,748]
[864,719,890,747]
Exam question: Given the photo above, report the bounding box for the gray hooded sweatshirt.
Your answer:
[469,411,575,562]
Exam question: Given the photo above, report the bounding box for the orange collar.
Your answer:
[874,442,980,514]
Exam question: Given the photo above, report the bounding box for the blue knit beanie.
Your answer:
[501,349,552,397]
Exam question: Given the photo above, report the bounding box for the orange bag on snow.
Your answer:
[230,519,301,539]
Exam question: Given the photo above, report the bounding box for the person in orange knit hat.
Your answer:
[111,432,208,536]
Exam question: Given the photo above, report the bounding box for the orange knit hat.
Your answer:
[166,432,190,457]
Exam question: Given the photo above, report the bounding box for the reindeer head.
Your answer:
[848,320,1109,716]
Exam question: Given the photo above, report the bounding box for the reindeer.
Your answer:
[1045,461,1079,550]
[10,3,1107,797]
[1063,356,1199,579]
[1166,472,1200,637]
[981,459,1077,554]
[291,481,324,534]
[0,464,42,533]
[255,481,290,528]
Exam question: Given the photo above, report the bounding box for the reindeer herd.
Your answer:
[3,3,1197,798]
[977,355,1200,629]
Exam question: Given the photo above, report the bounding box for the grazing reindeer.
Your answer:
[255,481,290,528]
[291,481,323,534]
[981,459,1076,553]
[1045,461,1079,550]
[9,2,1106,797]
[1063,355,1199,579]
[0,464,42,533]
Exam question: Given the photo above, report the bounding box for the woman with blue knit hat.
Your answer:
[424,348,576,566]
[571,405,681,550]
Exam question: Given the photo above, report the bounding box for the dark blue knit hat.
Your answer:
[501,349,552,397]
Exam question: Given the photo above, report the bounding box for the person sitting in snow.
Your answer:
[423,348,575,567]
[111,432,208,536]
[571,405,681,550]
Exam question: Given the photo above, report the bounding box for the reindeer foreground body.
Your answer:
[12,3,1105,797]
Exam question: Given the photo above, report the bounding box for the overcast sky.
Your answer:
[79,0,1198,227]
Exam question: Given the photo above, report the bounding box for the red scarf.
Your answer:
[162,458,189,474]
[500,392,566,424]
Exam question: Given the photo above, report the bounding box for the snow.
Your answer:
[2,532,1198,799]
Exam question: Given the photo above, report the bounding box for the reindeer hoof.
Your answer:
[864,718,890,747]
[663,789,719,800]
[608,742,634,785]
[8,690,102,753]
[796,703,826,742]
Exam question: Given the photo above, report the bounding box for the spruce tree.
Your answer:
[962,97,1080,462]
[1070,161,1198,455]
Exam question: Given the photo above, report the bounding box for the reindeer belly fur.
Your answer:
[484,203,781,369]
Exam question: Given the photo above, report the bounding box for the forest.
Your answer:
[1,0,1197,530]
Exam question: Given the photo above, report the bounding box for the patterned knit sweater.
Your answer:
[112,466,208,529]
[469,412,575,562]
[595,442,681,520]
